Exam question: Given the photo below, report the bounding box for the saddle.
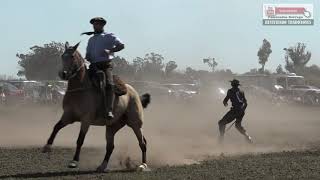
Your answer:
[89,70,127,96]
[112,75,127,96]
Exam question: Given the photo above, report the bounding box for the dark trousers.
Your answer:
[90,61,114,85]
[218,108,247,137]
[89,61,115,115]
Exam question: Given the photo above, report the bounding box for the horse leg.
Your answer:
[97,121,125,172]
[68,122,90,168]
[42,112,74,153]
[132,127,148,170]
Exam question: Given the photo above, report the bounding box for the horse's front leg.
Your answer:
[96,130,115,172]
[42,112,74,153]
[68,122,90,168]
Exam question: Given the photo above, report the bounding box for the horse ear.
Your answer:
[65,41,69,49]
[73,42,80,51]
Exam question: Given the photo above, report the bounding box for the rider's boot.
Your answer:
[105,84,115,121]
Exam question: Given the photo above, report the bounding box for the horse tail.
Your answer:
[140,93,151,108]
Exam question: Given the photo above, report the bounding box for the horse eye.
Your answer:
[62,54,71,59]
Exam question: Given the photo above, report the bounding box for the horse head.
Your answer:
[59,42,82,80]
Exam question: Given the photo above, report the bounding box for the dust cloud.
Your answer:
[0,86,319,168]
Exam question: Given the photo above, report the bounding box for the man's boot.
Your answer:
[105,84,115,120]
[218,135,224,144]
[96,71,112,121]
[234,122,253,144]
[99,80,110,120]
[245,133,253,144]
[218,124,225,144]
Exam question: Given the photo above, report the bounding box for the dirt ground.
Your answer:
[0,90,320,179]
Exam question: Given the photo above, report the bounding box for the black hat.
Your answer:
[90,17,107,25]
[230,79,240,86]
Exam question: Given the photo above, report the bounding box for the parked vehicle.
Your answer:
[288,85,320,105]
[236,73,319,106]
[8,80,43,103]
[162,83,199,100]
[0,86,6,105]
[131,81,170,97]
[0,82,24,105]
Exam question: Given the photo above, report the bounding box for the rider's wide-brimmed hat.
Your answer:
[90,17,107,25]
[230,79,241,86]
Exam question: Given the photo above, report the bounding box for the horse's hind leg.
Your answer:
[132,126,148,169]
[97,120,126,172]
[42,112,74,153]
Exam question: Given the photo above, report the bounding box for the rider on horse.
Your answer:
[83,17,125,121]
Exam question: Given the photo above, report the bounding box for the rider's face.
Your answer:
[93,22,104,32]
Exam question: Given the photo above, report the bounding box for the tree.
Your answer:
[257,39,272,72]
[16,41,64,80]
[276,64,285,74]
[284,43,311,73]
[131,53,166,80]
[185,67,197,79]
[132,57,145,74]
[306,64,320,74]
[203,57,218,72]
[165,61,178,76]
[144,52,165,74]
[113,56,135,77]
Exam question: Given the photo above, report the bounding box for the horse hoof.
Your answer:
[246,136,254,144]
[96,166,107,173]
[137,163,150,172]
[68,160,78,168]
[42,145,52,153]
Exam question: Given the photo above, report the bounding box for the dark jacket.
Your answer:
[223,87,247,110]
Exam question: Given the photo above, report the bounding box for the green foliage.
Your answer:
[15,42,234,83]
[113,56,135,77]
[203,57,218,72]
[276,64,285,74]
[257,39,272,72]
[299,64,320,86]
[165,61,178,77]
[132,52,165,80]
[16,42,64,80]
[284,43,311,73]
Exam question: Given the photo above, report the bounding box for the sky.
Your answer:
[0,0,319,77]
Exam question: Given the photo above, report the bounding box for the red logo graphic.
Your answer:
[265,6,311,18]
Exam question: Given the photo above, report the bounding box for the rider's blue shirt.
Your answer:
[85,32,123,63]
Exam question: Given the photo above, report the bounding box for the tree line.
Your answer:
[15,41,231,83]
[15,40,320,86]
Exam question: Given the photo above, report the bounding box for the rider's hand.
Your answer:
[223,102,228,107]
[103,49,111,56]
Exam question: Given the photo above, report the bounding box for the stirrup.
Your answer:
[105,111,114,120]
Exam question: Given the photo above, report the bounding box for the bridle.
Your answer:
[63,58,92,93]
[66,62,85,80]
[61,43,93,93]
[61,50,85,81]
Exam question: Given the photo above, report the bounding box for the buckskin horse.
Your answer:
[42,42,151,172]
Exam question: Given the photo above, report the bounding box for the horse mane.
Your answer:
[73,50,85,64]
[72,50,87,81]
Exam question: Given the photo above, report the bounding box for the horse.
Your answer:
[42,42,151,172]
